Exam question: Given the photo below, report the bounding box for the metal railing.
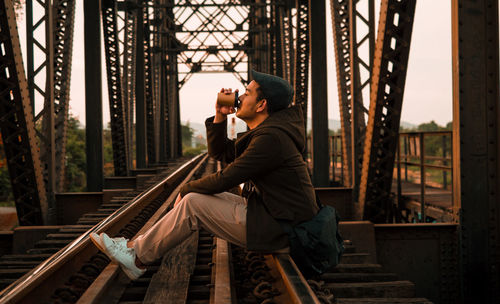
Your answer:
[395,131,452,222]
[308,131,453,221]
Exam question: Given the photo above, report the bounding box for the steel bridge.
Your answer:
[0,0,498,303]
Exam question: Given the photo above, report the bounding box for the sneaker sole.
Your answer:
[119,264,145,281]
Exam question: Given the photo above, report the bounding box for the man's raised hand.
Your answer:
[214,88,237,123]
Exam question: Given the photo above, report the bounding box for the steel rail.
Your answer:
[0,153,205,304]
[272,254,321,304]
[77,154,209,303]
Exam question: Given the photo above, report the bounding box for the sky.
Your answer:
[15,0,453,129]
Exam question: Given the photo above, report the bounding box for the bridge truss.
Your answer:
[0,0,499,300]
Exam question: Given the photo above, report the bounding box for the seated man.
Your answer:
[91,70,319,280]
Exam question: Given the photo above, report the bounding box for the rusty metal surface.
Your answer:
[102,0,130,176]
[29,0,57,223]
[452,0,500,302]
[293,0,309,124]
[122,6,137,170]
[84,0,105,191]
[0,0,48,225]
[53,0,76,192]
[374,223,459,304]
[144,0,157,164]
[310,0,329,187]
[0,154,204,303]
[330,0,353,187]
[348,0,373,199]
[358,0,416,222]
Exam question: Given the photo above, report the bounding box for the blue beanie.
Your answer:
[250,70,294,112]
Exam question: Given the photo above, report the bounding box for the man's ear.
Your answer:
[256,99,268,113]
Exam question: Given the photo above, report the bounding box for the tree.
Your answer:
[64,115,86,191]
[182,122,194,148]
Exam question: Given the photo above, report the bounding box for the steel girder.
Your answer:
[120,5,137,170]
[293,0,309,124]
[135,0,147,168]
[358,0,416,222]
[452,0,500,302]
[0,0,48,225]
[144,1,157,164]
[26,0,57,223]
[165,0,181,158]
[330,0,353,186]
[172,0,254,86]
[309,0,329,186]
[53,0,76,192]
[281,1,295,85]
[349,0,374,197]
[330,0,374,189]
[157,0,169,162]
[152,3,162,163]
[102,0,130,176]
[248,0,269,75]
[270,3,284,77]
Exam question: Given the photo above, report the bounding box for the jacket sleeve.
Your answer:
[180,132,283,196]
[205,116,236,163]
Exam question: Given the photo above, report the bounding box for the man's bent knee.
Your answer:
[181,193,209,210]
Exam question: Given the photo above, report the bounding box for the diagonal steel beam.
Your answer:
[358,0,416,222]
[0,0,48,225]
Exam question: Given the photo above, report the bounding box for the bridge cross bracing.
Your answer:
[0,0,498,302]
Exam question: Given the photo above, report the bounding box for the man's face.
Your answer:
[236,80,265,120]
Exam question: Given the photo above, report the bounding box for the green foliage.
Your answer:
[181,122,206,157]
[416,121,451,157]
[103,125,114,176]
[183,145,207,157]
[182,122,194,148]
[64,115,86,192]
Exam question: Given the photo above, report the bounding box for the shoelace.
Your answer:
[109,240,135,258]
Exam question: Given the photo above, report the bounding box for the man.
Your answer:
[91,70,319,280]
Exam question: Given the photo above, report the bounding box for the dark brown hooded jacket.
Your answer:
[180,105,319,251]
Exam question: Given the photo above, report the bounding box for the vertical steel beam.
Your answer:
[0,0,47,225]
[102,0,130,176]
[40,0,56,223]
[281,1,294,84]
[53,0,76,192]
[330,0,353,186]
[25,0,57,222]
[452,0,500,302]
[121,4,137,170]
[270,3,284,77]
[164,0,180,158]
[358,0,416,222]
[349,0,374,200]
[26,0,34,112]
[309,0,329,187]
[136,0,147,168]
[84,0,104,191]
[293,0,309,124]
[144,1,156,164]
[158,0,168,162]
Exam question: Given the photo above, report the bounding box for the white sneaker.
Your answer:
[90,232,127,262]
[101,233,146,280]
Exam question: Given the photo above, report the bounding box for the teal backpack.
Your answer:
[280,204,344,278]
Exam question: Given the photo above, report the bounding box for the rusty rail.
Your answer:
[0,153,206,303]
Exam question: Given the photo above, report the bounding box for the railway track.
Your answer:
[0,154,321,304]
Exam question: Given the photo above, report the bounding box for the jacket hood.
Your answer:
[237,105,306,153]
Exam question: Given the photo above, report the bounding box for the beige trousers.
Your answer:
[133,192,247,264]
